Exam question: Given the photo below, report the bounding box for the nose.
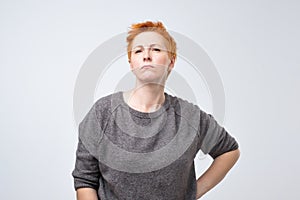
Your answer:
[143,49,151,62]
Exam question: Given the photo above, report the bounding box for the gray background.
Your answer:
[1,0,299,199]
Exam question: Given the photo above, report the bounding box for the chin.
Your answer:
[137,75,167,85]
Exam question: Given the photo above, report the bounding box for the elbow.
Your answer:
[235,148,241,160]
[231,148,241,166]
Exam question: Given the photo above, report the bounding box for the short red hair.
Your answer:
[126,21,177,61]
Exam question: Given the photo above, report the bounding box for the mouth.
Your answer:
[141,65,154,69]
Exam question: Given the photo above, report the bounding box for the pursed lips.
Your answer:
[141,65,154,69]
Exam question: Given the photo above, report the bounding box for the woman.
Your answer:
[72,21,240,200]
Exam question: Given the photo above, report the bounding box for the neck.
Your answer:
[126,83,166,113]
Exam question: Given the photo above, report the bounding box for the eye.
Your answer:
[152,48,161,52]
[134,49,142,54]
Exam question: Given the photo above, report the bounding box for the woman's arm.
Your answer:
[77,188,98,200]
[196,149,240,199]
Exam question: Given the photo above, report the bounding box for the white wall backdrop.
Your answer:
[1,0,299,199]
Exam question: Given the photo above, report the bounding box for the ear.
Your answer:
[168,58,175,72]
[128,60,133,70]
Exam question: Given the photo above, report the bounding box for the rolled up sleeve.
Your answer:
[72,138,100,190]
[198,110,239,159]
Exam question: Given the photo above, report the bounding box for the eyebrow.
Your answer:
[132,44,163,49]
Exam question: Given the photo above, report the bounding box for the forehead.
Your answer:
[131,31,168,48]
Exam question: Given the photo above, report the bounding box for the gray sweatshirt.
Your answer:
[72,91,238,200]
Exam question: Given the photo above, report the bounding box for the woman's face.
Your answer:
[129,31,174,85]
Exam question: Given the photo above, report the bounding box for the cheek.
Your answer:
[154,56,170,66]
[130,58,143,70]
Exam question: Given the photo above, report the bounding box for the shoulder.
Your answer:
[166,93,208,130]
[166,93,217,129]
[79,91,123,129]
[167,93,213,121]
[78,92,123,143]
[166,93,202,116]
[93,91,123,116]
